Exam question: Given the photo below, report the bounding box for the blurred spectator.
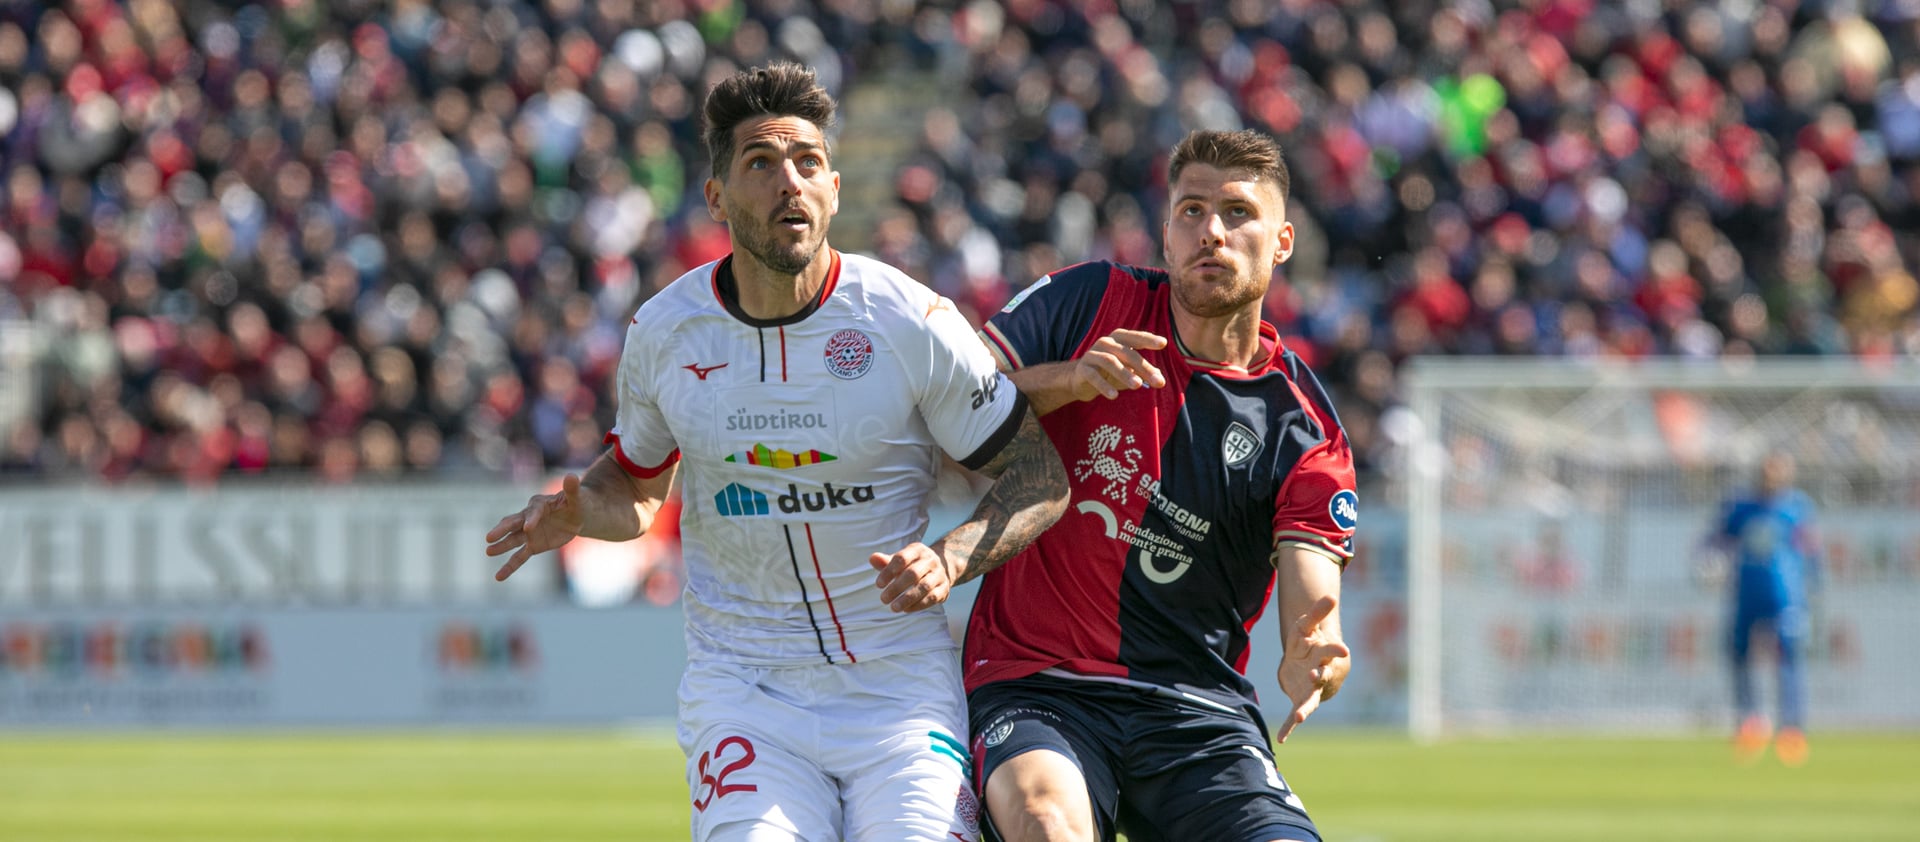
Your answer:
[2,0,897,484]
[882,0,1920,484]
[7,1,1920,490]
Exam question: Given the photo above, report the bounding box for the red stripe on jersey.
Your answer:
[602,432,679,478]
[962,269,1183,692]
[803,524,856,663]
[820,249,842,301]
[778,325,788,382]
[706,257,727,307]
[1270,375,1357,559]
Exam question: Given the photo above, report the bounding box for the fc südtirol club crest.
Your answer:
[823,329,874,379]
[1222,421,1262,467]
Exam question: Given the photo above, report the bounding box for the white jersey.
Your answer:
[609,250,1026,667]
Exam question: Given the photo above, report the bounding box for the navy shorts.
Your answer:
[968,673,1319,842]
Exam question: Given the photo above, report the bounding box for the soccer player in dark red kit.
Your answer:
[966,129,1354,842]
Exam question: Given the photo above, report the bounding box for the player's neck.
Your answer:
[1170,301,1265,369]
[730,248,835,321]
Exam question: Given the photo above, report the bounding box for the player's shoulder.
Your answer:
[1272,345,1344,429]
[1043,259,1165,296]
[1784,488,1817,513]
[631,260,724,325]
[833,251,944,329]
[834,251,936,318]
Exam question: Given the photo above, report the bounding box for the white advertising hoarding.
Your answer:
[0,605,686,728]
[0,486,553,604]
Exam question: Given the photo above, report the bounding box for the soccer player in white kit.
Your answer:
[484,63,1069,841]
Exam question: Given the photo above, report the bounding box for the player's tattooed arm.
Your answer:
[870,406,1066,612]
[939,405,1069,585]
[871,404,1067,609]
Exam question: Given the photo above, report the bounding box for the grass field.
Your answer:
[4,730,1917,840]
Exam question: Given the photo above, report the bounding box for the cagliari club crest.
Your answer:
[1222,421,1262,467]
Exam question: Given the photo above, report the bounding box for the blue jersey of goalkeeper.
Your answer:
[1714,487,1818,614]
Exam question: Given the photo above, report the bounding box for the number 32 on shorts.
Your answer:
[692,735,759,812]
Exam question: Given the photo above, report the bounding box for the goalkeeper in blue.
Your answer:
[1708,452,1820,766]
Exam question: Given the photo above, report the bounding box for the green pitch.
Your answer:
[2,730,1916,840]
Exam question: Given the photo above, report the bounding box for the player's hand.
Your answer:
[1275,595,1351,743]
[868,543,958,613]
[1071,330,1167,401]
[486,473,587,581]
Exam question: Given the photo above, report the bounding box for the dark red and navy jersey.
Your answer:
[965,261,1357,708]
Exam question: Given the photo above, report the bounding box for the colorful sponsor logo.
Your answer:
[823,328,874,379]
[1330,489,1359,531]
[776,482,874,513]
[725,409,829,432]
[0,622,268,676]
[436,622,538,672]
[715,482,770,517]
[726,444,837,468]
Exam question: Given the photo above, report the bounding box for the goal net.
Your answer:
[1401,358,1920,738]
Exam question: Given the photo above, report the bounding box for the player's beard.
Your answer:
[1173,264,1268,318]
[730,209,826,275]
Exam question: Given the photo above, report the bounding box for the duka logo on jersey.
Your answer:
[1222,421,1262,467]
[777,482,875,513]
[823,328,874,379]
[1074,424,1143,504]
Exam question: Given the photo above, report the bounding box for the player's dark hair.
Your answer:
[1168,129,1290,202]
[703,62,837,179]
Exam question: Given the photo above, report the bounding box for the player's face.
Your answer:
[1162,164,1294,318]
[705,115,840,276]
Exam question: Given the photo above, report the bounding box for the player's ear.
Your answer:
[704,176,727,223]
[830,169,841,216]
[1274,219,1295,265]
[1161,219,1172,265]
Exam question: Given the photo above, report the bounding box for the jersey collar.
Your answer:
[1174,319,1283,378]
[709,249,843,327]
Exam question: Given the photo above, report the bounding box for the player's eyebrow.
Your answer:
[739,138,827,156]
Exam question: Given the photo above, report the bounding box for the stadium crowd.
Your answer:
[3,0,1919,484]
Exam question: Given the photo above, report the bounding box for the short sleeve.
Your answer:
[604,334,681,478]
[915,296,1028,471]
[978,262,1114,370]
[1272,429,1358,565]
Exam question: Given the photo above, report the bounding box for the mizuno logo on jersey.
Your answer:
[777,482,875,513]
[714,483,769,517]
[684,362,729,380]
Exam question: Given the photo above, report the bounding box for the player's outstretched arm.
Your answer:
[1273,544,1350,743]
[1004,329,1167,415]
[869,406,1069,612]
[485,449,677,581]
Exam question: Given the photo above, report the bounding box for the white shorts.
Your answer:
[677,647,982,842]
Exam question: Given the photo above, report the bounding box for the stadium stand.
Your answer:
[2,0,1917,485]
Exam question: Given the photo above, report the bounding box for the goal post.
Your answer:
[1402,357,1920,740]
